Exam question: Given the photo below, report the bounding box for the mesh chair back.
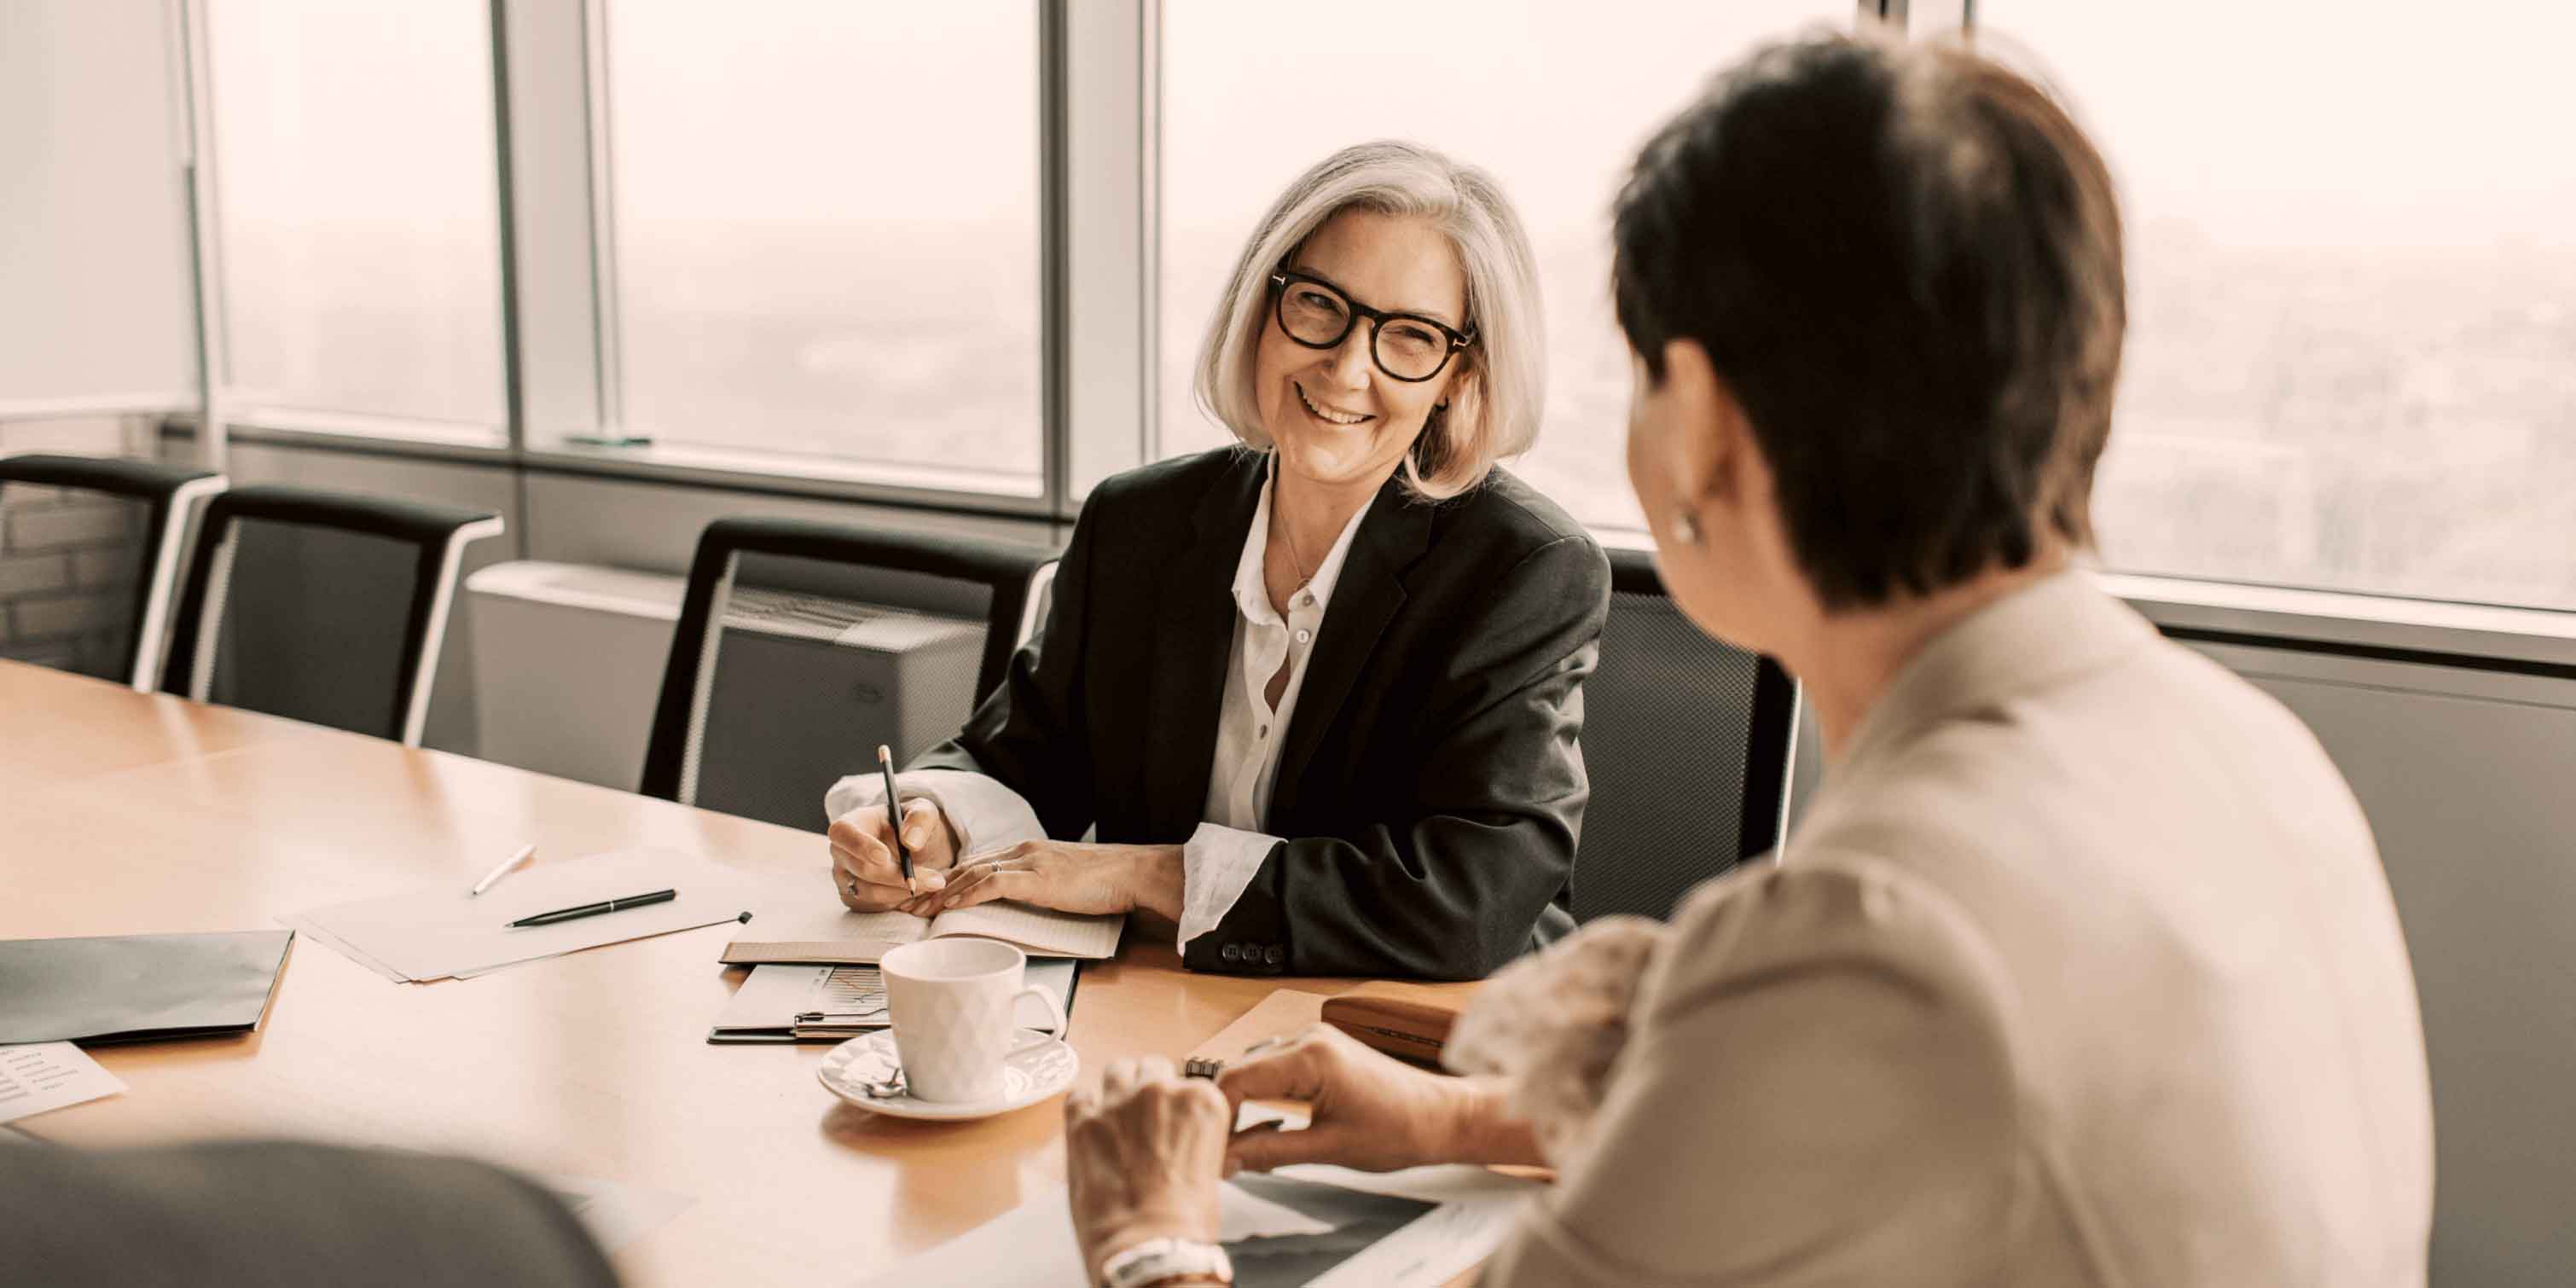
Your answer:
[1571,548,1800,923]
[641,517,1060,833]
[0,454,224,688]
[163,485,504,745]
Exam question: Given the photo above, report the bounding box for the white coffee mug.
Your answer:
[879,938,1067,1103]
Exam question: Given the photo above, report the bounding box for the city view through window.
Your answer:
[207,2,2576,610]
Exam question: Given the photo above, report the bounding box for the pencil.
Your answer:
[878,744,915,896]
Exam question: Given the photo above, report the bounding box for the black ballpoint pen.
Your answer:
[878,743,915,895]
[508,888,677,928]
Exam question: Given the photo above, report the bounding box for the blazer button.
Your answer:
[1221,943,1242,962]
[1262,945,1284,966]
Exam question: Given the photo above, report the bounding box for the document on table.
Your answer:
[719,899,1123,966]
[850,1164,1540,1288]
[708,958,1076,1042]
[285,849,768,983]
[0,1042,125,1125]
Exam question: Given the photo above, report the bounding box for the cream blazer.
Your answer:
[1486,572,2434,1286]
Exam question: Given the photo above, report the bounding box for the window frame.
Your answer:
[153,0,2576,656]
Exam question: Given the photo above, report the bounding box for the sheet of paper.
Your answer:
[1218,1180,1337,1241]
[850,1166,1540,1288]
[1284,1164,1540,1288]
[0,1042,125,1125]
[292,849,766,982]
[531,1170,695,1256]
[711,963,833,1034]
[1187,989,1336,1066]
[276,913,409,983]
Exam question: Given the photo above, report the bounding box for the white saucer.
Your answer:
[817,1029,1079,1122]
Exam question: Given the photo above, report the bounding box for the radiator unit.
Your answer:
[687,585,984,832]
[467,562,986,833]
[467,561,685,792]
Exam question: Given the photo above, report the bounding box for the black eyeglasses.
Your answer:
[1268,270,1474,383]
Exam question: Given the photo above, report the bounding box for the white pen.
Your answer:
[469,843,537,896]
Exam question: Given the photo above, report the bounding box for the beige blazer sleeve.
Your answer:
[1484,856,2028,1287]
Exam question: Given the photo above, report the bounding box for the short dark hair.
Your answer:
[1613,32,2125,609]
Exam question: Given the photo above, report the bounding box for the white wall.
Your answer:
[0,1,198,412]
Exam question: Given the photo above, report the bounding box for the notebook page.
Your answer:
[717,908,934,966]
[925,902,1123,959]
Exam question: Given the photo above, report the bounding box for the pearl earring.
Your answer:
[1668,509,1703,547]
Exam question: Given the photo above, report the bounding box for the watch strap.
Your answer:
[1099,1236,1233,1287]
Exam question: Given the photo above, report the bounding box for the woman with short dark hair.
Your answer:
[1059,32,2434,1288]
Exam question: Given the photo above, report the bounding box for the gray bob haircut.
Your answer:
[1192,141,1545,501]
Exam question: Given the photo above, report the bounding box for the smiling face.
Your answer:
[1253,208,1470,494]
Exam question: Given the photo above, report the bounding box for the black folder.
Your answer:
[0,931,294,1045]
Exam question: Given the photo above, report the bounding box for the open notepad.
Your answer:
[719,901,1123,966]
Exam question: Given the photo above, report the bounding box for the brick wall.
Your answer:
[0,417,160,678]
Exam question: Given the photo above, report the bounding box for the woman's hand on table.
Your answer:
[1216,1025,1542,1175]
[827,798,959,913]
[914,841,1185,921]
[1066,1056,1228,1281]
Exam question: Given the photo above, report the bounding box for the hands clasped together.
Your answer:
[826,799,1186,922]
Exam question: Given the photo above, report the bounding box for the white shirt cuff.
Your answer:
[821,767,1047,860]
[1178,821,1282,952]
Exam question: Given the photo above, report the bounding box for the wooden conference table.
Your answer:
[0,660,1477,1285]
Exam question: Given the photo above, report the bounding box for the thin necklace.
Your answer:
[1277,511,1318,589]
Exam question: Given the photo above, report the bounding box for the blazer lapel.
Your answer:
[1268,483,1436,827]
[1140,454,1264,838]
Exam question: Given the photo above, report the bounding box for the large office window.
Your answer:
[1159,1,1847,529]
[597,2,1043,493]
[206,0,505,433]
[1988,3,2576,610]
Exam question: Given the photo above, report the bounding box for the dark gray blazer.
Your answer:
[917,448,1610,980]
[0,1140,616,1286]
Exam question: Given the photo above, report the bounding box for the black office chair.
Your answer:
[640,516,1061,833]
[0,453,226,689]
[1570,546,1801,923]
[162,484,506,746]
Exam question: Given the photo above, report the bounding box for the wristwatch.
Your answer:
[1099,1237,1234,1287]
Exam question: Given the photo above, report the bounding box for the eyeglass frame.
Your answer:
[1266,269,1476,383]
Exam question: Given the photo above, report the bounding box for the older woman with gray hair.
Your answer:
[823,141,1608,983]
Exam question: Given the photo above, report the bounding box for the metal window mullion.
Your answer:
[1138,0,1160,490]
[579,0,626,441]
[171,0,229,473]
[487,0,526,462]
[1040,0,1073,521]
